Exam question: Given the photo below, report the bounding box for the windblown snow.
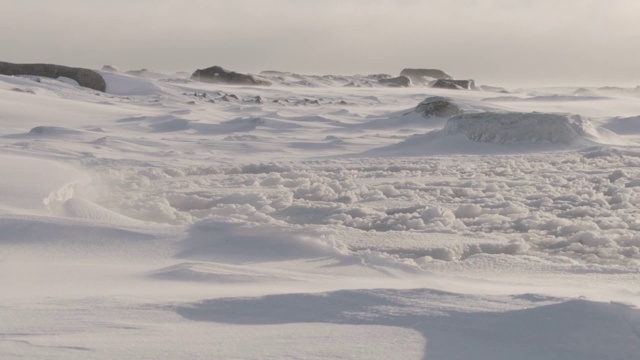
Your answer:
[1,69,640,360]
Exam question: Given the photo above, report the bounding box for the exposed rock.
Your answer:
[0,61,106,92]
[378,76,410,87]
[431,79,476,90]
[248,96,263,104]
[221,94,239,102]
[479,85,509,93]
[192,66,270,86]
[415,96,462,118]
[400,68,453,84]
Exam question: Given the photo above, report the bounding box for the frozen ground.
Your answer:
[1,70,640,359]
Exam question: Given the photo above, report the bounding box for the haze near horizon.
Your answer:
[1,0,639,87]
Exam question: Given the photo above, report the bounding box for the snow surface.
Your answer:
[1,71,640,359]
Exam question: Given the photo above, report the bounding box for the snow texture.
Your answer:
[1,69,640,359]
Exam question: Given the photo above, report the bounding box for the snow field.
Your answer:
[2,70,640,359]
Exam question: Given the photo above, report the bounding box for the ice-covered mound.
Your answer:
[444,112,615,145]
[366,112,626,156]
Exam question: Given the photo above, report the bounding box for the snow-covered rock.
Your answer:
[444,112,601,144]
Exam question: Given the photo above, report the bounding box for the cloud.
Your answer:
[1,0,639,86]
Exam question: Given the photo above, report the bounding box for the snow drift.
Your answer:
[444,112,617,145]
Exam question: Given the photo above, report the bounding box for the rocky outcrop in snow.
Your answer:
[378,76,410,87]
[432,79,476,90]
[192,66,270,86]
[415,96,462,118]
[0,61,106,92]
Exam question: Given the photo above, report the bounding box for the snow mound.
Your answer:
[444,112,607,145]
[27,126,85,137]
[60,198,142,224]
[366,112,626,156]
[415,96,462,118]
[602,115,640,135]
[351,97,464,131]
[178,220,349,263]
[177,290,640,360]
[152,262,291,283]
[98,71,162,96]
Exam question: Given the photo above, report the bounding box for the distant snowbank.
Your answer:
[98,71,162,96]
[602,115,640,135]
[444,112,601,145]
[367,112,627,156]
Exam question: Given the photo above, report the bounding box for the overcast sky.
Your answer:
[1,0,639,86]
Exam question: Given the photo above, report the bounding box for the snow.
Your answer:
[1,70,640,359]
[443,112,611,145]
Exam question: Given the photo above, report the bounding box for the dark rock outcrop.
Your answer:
[431,79,476,90]
[192,66,270,86]
[378,76,410,87]
[415,96,462,118]
[0,61,106,92]
[400,68,452,80]
[478,85,509,93]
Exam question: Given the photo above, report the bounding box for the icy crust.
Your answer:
[444,112,601,144]
[88,153,640,268]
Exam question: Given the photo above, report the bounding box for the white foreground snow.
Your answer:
[1,71,640,359]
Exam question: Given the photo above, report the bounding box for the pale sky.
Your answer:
[1,0,639,87]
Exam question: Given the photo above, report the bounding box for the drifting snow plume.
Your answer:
[444,112,601,144]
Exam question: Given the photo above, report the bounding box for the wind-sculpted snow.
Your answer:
[2,71,640,359]
[89,154,640,269]
[177,290,640,360]
[602,115,640,135]
[444,112,607,145]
